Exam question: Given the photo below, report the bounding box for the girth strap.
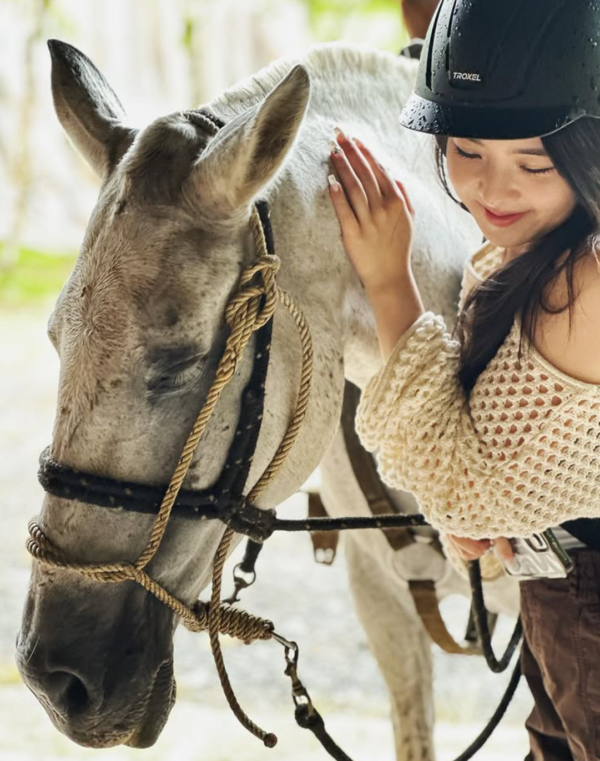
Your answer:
[342,380,480,656]
[408,581,480,656]
[341,380,418,552]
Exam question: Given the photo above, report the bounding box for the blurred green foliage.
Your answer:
[181,13,194,51]
[0,244,75,306]
[308,0,403,15]
[306,0,409,51]
[0,0,409,305]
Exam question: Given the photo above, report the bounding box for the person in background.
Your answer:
[399,0,439,40]
[328,0,600,758]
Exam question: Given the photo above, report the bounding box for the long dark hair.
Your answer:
[434,119,600,393]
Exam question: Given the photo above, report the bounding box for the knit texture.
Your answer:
[356,243,600,570]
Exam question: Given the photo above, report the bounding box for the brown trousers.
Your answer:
[520,548,600,760]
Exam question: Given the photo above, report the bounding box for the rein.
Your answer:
[37,442,428,541]
[28,109,521,759]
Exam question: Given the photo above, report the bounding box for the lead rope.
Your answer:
[208,527,279,746]
[28,202,314,747]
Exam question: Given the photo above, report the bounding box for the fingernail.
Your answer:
[329,140,341,154]
[334,126,344,138]
[328,174,340,190]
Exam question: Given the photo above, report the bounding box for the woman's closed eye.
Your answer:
[453,143,556,175]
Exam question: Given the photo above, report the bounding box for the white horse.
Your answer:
[16,38,519,758]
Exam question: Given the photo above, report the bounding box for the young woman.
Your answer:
[328,0,600,758]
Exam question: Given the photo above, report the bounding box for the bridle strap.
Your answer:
[36,442,430,541]
[37,288,273,523]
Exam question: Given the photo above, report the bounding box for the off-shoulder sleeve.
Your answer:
[355,311,600,539]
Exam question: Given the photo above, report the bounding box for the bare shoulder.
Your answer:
[531,250,600,385]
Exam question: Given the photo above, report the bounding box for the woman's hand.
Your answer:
[446,534,515,563]
[328,128,415,294]
[446,534,492,562]
[491,537,515,563]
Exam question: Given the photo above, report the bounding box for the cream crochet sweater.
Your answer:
[356,242,600,576]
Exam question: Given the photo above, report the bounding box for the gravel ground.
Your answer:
[0,305,532,760]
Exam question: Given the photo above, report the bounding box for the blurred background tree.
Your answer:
[307,0,409,50]
[0,0,411,304]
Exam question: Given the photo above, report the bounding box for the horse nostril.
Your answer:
[46,671,91,714]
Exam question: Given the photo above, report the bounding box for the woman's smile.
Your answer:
[445,136,578,243]
[480,203,529,227]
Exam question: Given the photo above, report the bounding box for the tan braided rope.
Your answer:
[27,521,275,638]
[27,204,313,747]
[208,527,277,747]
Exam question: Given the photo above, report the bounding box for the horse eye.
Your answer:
[146,355,205,395]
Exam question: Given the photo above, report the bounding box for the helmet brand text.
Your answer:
[452,72,482,82]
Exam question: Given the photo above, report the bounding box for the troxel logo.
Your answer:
[452,72,482,82]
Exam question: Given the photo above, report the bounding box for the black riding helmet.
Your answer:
[399,0,600,139]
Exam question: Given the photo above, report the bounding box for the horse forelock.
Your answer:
[118,113,214,204]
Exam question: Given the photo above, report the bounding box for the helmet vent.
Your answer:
[425,0,446,92]
[445,0,460,84]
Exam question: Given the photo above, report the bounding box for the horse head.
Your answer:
[16,40,348,748]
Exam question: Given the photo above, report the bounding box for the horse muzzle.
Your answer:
[15,578,177,749]
[16,649,176,748]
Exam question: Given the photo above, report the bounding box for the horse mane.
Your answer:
[209,41,416,121]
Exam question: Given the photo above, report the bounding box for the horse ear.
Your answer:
[48,40,137,179]
[186,64,310,221]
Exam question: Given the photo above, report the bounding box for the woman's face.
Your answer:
[445,136,578,252]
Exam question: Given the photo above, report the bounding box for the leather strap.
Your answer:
[307,491,339,565]
[339,380,480,656]
[408,580,481,656]
[341,381,415,553]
